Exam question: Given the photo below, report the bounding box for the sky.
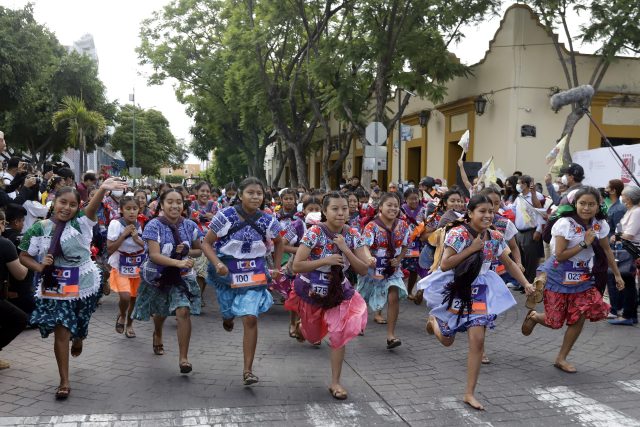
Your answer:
[0,1,594,164]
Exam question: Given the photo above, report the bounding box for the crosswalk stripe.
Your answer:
[532,386,640,427]
[618,380,640,394]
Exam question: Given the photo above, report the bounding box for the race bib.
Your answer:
[405,239,420,258]
[562,261,590,286]
[563,271,590,286]
[310,272,331,297]
[42,266,80,299]
[119,253,146,277]
[374,257,390,279]
[448,284,487,315]
[227,258,268,289]
[490,261,506,275]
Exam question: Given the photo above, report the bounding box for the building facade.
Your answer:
[266,4,640,189]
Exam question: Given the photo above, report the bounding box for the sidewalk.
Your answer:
[0,289,639,426]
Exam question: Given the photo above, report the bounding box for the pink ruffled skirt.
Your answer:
[284,291,367,349]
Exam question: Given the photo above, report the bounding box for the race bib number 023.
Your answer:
[563,271,589,286]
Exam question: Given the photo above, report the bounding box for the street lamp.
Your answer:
[128,92,136,185]
[475,94,488,116]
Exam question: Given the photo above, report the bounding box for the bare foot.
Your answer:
[329,383,348,400]
[554,360,577,373]
[463,394,485,411]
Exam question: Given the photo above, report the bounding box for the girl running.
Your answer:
[286,192,369,400]
[190,181,220,301]
[132,188,202,374]
[273,197,322,337]
[419,194,533,410]
[107,196,145,338]
[202,177,284,385]
[521,187,624,373]
[19,178,127,399]
[401,188,428,300]
[357,192,410,349]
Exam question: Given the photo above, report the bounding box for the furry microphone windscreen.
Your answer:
[550,85,595,112]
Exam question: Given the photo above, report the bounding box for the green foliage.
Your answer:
[163,174,184,184]
[0,5,61,112]
[0,5,114,164]
[110,105,187,177]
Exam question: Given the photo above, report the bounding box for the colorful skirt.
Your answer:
[270,273,294,300]
[543,287,609,329]
[356,274,408,312]
[417,268,516,337]
[30,292,100,339]
[207,263,273,319]
[132,276,201,320]
[194,254,209,279]
[285,290,367,349]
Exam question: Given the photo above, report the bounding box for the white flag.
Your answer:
[458,130,470,153]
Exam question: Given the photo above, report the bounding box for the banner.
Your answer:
[571,144,640,188]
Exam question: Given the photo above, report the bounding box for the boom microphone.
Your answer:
[550,85,594,112]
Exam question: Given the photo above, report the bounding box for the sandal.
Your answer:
[55,386,71,400]
[294,321,305,343]
[125,326,136,338]
[329,386,348,400]
[115,316,125,334]
[222,318,234,332]
[526,274,546,309]
[179,362,193,374]
[426,317,435,335]
[153,334,164,355]
[374,317,387,325]
[414,290,424,305]
[289,324,297,338]
[481,354,491,364]
[70,339,83,358]
[521,310,537,336]
[386,338,402,349]
[243,371,259,385]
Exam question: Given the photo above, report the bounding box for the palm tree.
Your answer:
[52,96,107,175]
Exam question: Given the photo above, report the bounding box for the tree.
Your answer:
[0,5,61,112]
[138,0,273,183]
[0,36,115,165]
[52,96,107,174]
[526,0,640,164]
[310,0,499,186]
[110,105,187,177]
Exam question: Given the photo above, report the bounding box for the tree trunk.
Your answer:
[272,143,288,186]
[291,142,308,188]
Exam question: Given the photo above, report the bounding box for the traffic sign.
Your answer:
[365,122,387,146]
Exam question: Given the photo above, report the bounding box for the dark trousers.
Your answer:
[620,274,638,320]
[0,299,27,351]
[516,229,543,283]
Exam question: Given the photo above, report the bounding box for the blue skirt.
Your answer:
[132,276,201,320]
[30,292,100,339]
[356,274,407,311]
[206,263,273,319]
[417,269,516,337]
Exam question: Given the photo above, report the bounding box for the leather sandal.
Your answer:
[243,371,259,385]
[521,310,537,336]
[55,386,71,400]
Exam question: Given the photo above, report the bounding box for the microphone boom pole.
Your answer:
[582,107,640,187]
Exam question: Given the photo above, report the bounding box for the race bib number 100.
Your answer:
[228,258,268,289]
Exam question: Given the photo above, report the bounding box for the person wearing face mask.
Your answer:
[557,163,585,206]
[513,175,546,287]
[103,187,124,222]
[604,179,625,235]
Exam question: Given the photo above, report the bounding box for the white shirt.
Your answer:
[551,217,609,263]
[107,220,144,269]
[2,171,16,199]
[619,205,640,243]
